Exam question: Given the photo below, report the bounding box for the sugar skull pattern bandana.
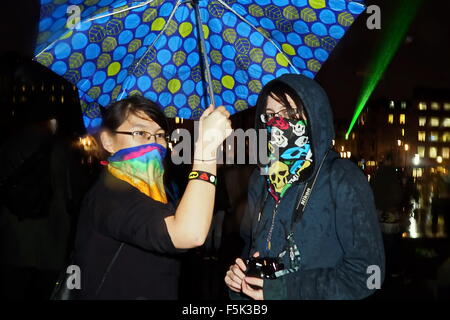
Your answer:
[265,116,313,202]
[107,143,168,204]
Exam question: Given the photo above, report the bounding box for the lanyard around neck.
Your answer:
[289,149,330,232]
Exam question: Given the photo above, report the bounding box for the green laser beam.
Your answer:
[345,0,423,140]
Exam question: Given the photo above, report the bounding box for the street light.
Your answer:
[437,156,443,164]
[404,144,409,151]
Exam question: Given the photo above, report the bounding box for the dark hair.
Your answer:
[94,95,170,161]
[99,96,179,200]
[255,80,306,131]
[101,95,169,133]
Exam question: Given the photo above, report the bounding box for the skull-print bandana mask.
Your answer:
[264,116,313,202]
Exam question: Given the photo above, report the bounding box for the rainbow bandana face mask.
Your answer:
[107,143,168,204]
[265,116,313,202]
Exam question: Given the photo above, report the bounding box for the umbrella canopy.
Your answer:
[35,0,365,133]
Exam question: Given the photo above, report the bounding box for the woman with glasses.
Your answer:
[73,95,231,299]
[225,74,385,300]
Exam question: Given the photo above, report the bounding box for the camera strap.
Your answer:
[275,149,330,278]
[290,149,330,230]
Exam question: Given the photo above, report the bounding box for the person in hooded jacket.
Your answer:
[224,74,385,300]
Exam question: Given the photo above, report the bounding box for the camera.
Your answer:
[245,257,285,279]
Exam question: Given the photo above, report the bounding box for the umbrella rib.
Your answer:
[118,0,183,101]
[35,32,68,58]
[35,1,155,58]
[85,0,155,23]
[215,0,300,74]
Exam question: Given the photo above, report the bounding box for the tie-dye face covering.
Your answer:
[107,143,168,204]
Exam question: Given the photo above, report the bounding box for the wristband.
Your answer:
[188,170,217,186]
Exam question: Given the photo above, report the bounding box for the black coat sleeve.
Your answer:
[240,168,265,259]
[229,168,264,300]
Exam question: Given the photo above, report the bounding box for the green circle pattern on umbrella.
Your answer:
[35,0,365,133]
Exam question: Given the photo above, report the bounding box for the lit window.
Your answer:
[413,168,423,178]
[401,102,407,109]
[418,146,425,158]
[430,117,439,127]
[418,131,426,142]
[402,128,405,136]
[430,132,439,142]
[419,117,426,126]
[443,132,450,142]
[389,101,395,109]
[431,102,440,110]
[443,148,450,159]
[418,102,427,110]
[429,147,437,158]
[444,103,450,111]
[443,118,450,127]
[388,114,393,124]
[399,114,406,124]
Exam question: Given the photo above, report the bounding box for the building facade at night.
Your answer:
[334,89,450,179]
[411,89,450,178]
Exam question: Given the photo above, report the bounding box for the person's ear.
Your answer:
[100,130,116,154]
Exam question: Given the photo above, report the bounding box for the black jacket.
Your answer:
[74,170,184,299]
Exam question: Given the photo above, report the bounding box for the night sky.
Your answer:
[1,0,449,121]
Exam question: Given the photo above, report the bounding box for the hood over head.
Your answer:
[255,74,335,181]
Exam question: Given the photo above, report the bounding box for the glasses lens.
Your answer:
[262,114,275,124]
[131,131,149,141]
[279,109,289,118]
[156,134,167,143]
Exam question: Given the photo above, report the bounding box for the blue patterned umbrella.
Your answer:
[34,0,365,133]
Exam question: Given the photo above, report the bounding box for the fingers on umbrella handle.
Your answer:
[200,105,215,120]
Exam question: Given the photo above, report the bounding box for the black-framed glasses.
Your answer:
[114,130,169,142]
[260,108,302,124]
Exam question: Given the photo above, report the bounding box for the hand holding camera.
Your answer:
[225,251,283,300]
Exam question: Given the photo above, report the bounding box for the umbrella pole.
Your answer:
[192,0,216,108]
